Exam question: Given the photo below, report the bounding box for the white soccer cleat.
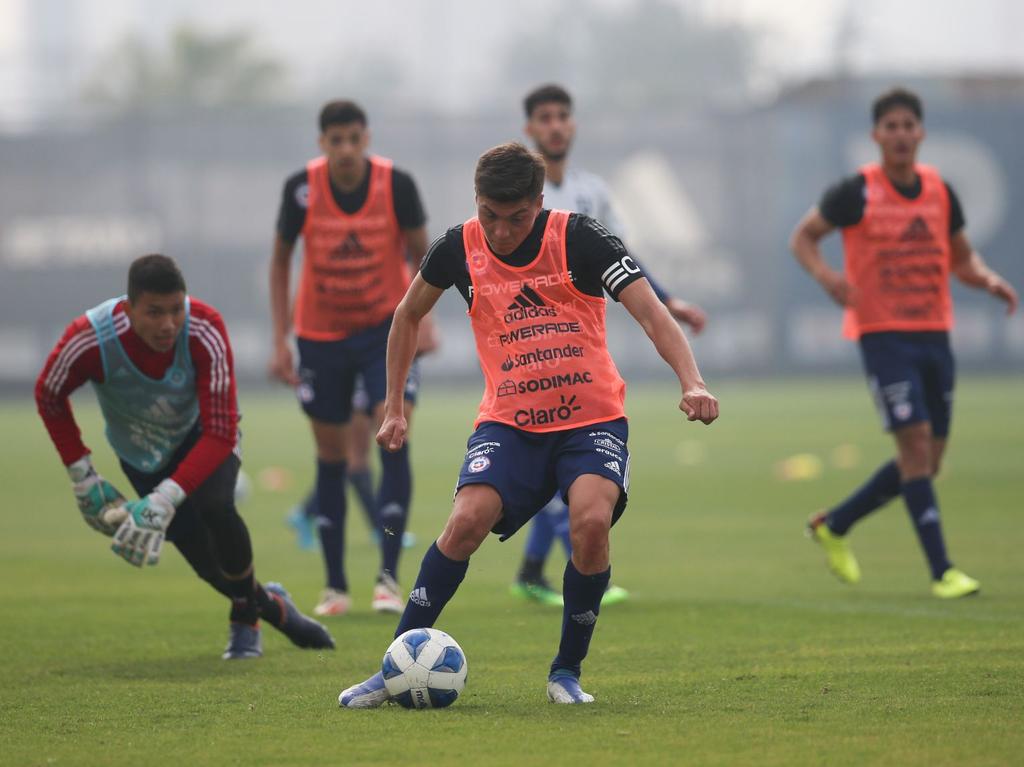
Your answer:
[372,573,405,614]
[339,671,391,709]
[547,672,595,704]
[313,588,352,617]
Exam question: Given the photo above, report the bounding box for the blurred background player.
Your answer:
[339,142,718,707]
[512,83,708,607]
[35,254,334,659]
[269,100,433,616]
[790,87,1018,598]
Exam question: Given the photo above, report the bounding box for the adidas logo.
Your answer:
[917,507,940,526]
[504,285,557,323]
[899,216,933,242]
[571,610,597,626]
[331,231,371,259]
[603,460,621,476]
[409,587,431,607]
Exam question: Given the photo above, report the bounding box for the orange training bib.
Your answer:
[466,210,626,432]
[840,163,953,339]
[294,155,411,341]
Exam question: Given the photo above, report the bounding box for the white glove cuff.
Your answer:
[67,455,95,483]
[155,478,186,508]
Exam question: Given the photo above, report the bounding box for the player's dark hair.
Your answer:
[872,88,923,124]
[474,142,546,202]
[524,84,573,118]
[319,100,368,132]
[127,254,186,303]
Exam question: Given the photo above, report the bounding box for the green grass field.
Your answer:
[1,379,1022,766]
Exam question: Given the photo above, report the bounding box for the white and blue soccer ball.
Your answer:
[382,628,468,709]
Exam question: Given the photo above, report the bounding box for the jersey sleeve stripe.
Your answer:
[189,329,228,436]
[43,329,98,394]
[43,314,129,396]
[189,318,230,394]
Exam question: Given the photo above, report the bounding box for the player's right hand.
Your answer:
[680,387,719,425]
[67,455,127,536]
[376,413,408,452]
[819,270,856,307]
[111,479,184,567]
[268,341,300,386]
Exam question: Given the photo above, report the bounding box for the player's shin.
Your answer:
[901,477,952,580]
[550,560,610,678]
[393,541,468,637]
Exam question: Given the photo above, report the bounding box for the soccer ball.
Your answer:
[382,628,468,709]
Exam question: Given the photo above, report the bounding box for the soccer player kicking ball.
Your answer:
[36,254,335,658]
[790,88,1018,598]
[339,143,718,707]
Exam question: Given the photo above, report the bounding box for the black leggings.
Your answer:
[121,450,253,600]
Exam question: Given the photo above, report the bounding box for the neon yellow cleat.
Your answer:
[807,513,861,584]
[932,568,980,599]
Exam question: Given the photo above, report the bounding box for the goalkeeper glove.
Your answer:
[67,455,127,537]
[111,478,185,567]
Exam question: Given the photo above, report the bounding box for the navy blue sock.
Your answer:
[394,542,468,637]
[550,561,610,678]
[378,444,412,580]
[826,460,901,535]
[902,477,952,580]
[315,459,348,592]
[349,467,378,532]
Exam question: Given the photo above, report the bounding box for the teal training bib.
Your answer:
[86,296,199,473]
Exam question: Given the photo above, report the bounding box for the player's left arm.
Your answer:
[949,231,1018,315]
[619,279,719,425]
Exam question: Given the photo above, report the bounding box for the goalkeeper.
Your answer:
[35,254,335,659]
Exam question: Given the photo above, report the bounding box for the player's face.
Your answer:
[872,106,924,166]
[126,291,186,353]
[476,195,544,256]
[319,122,370,177]
[525,102,575,162]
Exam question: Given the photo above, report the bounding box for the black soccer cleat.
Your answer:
[264,582,336,650]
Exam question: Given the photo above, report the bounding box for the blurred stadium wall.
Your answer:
[1,75,1022,388]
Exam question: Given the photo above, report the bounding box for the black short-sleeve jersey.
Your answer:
[818,172,965,234]
[419,210,648,308]
[276,159,426,244]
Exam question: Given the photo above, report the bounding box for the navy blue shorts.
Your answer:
[296,319,421,424]
[456,418,630,540]
[859,331,955,437]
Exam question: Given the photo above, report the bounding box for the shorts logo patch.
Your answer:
[603,460,621,476]
[297,383,315,404]
[468,456,491,473]
[894,402,913,421]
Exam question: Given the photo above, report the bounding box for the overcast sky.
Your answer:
[2,0,1024,121]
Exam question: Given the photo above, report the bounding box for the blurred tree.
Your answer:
[499,0,756,111]
[82,24,288,112]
